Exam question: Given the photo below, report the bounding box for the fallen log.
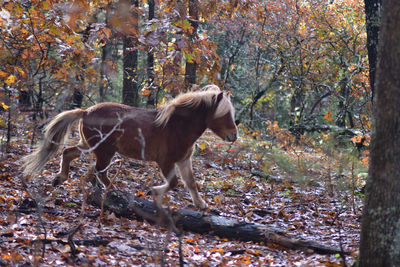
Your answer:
[0,237,110,247]
[87,188,349,255]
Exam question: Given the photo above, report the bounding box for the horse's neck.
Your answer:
[168,110,207,146]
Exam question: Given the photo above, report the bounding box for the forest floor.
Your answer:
[0,111,365,266]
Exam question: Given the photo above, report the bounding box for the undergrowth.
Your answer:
[236,124,368,198]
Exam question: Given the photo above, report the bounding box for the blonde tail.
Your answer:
[22,109,85,177]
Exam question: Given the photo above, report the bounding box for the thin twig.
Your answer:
[99,159,123,224]
[68,223,83,257]
[18,176,48,259]
[178,231,184,267]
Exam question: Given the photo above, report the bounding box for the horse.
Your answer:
[22,85,237,209]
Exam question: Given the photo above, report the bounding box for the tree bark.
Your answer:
[364,0,381,101]
[122,38,139,106]
[289,88,304,135]
[184,0,199,88]
[100,5,113,103]
[71,90,83,109]
[359,0,400,266]
[146,0,156,107]
[122,0,139,107]
[336,78,350,128]
[100,43,112,103]
[18,90,31,107]
[72,69,84,109]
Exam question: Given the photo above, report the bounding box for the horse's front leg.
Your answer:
[152,165,178,206]
[176,157,208,209]
[90,151,116,187]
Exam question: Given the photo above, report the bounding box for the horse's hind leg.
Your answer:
[53,145,84,186]
[89,151,115,187]
[176,157,208,209]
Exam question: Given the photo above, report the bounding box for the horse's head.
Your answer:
[207,92,238,142]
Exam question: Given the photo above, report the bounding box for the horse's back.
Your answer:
[83,102,157,124]
[85,102,133,117]
[81,102,162,161]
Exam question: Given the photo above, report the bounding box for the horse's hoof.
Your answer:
[53,174,67,187]
[196,201,208,210]
[52,177,61,187]
[95,183,105,190]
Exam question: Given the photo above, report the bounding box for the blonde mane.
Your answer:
[155,85,233,127]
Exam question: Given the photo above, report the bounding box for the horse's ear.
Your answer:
[216,92,224,103]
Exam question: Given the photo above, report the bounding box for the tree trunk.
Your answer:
[146,0,156,107]
[336,78,349,128]
[184,0,198,88]
[122,38,139,106]
[289,88,304,135]
[364,0,381,101]
[18,90,31,107]
[122,0,139,107]
[100,44,112,103]
[72,68,84,109]
[359,1,400,266]
[100,6,113,103]
[71,90,83,109]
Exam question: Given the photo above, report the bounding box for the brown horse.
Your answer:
[22,85,237,209]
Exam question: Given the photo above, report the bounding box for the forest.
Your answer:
[1,0,399,266]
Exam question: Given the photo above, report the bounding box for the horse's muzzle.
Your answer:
[226,133,238,142]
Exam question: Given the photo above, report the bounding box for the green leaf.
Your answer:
[184,51,193,63]
[64,202,78,208]
[183,20,191,30]
[49,25,59,36]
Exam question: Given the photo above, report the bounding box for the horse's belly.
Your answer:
[116,141,159,162]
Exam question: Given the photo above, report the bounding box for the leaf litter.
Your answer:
[0,114,363,266]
